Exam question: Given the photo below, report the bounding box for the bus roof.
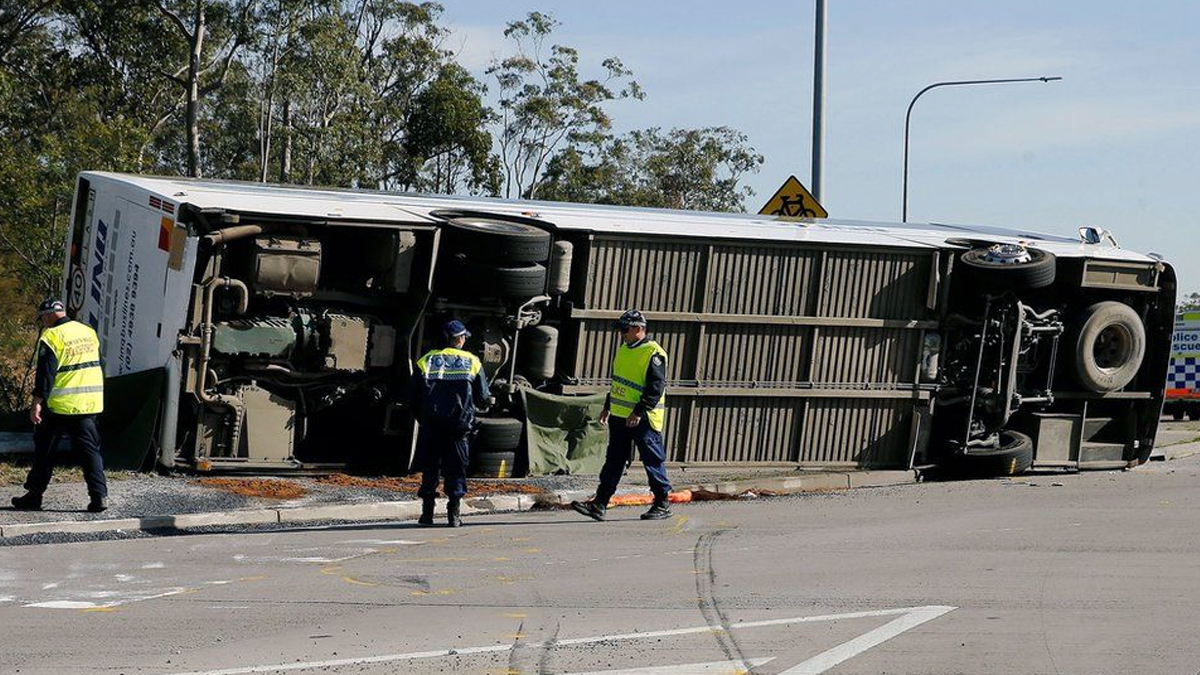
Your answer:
[81,171,1159,263]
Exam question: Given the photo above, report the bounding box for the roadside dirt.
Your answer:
[197,478,308,500]
[317,473,548,496]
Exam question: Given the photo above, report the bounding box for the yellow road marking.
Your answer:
[672,516,690,534]
[341,576,377,587]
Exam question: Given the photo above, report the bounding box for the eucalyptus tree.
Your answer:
[487,11,643,200]
[539,126,764,212]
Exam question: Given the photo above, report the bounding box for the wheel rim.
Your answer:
[981,243,1033,265]
[455,217,538,234]
[1093,323,1133,371]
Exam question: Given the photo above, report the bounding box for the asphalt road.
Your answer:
[2,455,1199,675]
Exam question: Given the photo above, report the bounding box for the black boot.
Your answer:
[11,493,42,511]
[571,498,607,522]
[640,496,672,520]
[86,494,107,513]
[447,498,462,528]
[418,498,435,526]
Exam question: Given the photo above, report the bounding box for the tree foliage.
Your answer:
[540,127,763,212]
[487,12,643,199]
[0,5,761,415]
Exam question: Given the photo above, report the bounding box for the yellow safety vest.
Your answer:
[39,320,104,415]
[609,339,667,431]
[416,347,483,381]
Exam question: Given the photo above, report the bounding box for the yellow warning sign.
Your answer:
[758,175,827,219]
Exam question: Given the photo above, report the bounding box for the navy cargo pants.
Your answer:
[416,422,471,500]
[26,412,107,498]
[595,415,671,504]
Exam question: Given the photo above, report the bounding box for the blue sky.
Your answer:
[440,1,1200,295]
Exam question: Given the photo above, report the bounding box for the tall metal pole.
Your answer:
[811,0,827,202]
[902,76,1062,222]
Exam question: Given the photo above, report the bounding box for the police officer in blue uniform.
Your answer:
[11,299,108,513]
[572,309,673,522]
[409,320,490,527]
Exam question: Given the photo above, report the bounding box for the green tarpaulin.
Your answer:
[100,368,165,470]
[521,389,609,475]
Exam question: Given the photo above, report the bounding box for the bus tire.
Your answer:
[470,450,516,478]
[444,217,551,264]
[1171,409,1185,421]
[475,416,522,451]
[954,430,1034,477]
[1189,408,1200,422]
[442,262,547,299]
[959,246,1056,292]
[1073,301,1145,392]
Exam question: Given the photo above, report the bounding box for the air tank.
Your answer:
[548,240,573,295]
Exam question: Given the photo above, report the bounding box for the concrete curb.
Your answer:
[0,470,917,540]
[1161,440,1200,461]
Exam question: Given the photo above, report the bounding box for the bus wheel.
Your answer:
[475,416,523,451]
[958,244,1056,292]
[1073,301,1145,392]
[444,217,551,264]
[1172,409,1186,421]
[470,450,517,478]
[441,261,548,299]
[1188,408,1200,422]
[953,430,1034,477]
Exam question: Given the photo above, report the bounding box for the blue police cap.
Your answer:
[443,319,470,338]
[37,298,66,315]
[612,309,647,330]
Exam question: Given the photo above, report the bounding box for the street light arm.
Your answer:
[902,76,1063,222]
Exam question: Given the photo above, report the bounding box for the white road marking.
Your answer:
[778,605,956,674]
[566,657,774,675]
[25,579,243,610]
[24,601,98,610]
[157,605,956,675]
[337,539,426,545]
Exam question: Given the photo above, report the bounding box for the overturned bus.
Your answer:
[64,172,1176,477]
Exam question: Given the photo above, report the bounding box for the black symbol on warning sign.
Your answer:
[772,195,817,218]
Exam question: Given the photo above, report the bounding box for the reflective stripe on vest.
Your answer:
[417,348,483,381]
[40,321,104,415]
[609,339,667,431]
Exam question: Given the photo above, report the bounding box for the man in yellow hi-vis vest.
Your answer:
[11,299,108,513]
[572,309,673,521]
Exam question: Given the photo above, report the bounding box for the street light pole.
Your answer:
[811,0,827,202]
[901,76,1062,222]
